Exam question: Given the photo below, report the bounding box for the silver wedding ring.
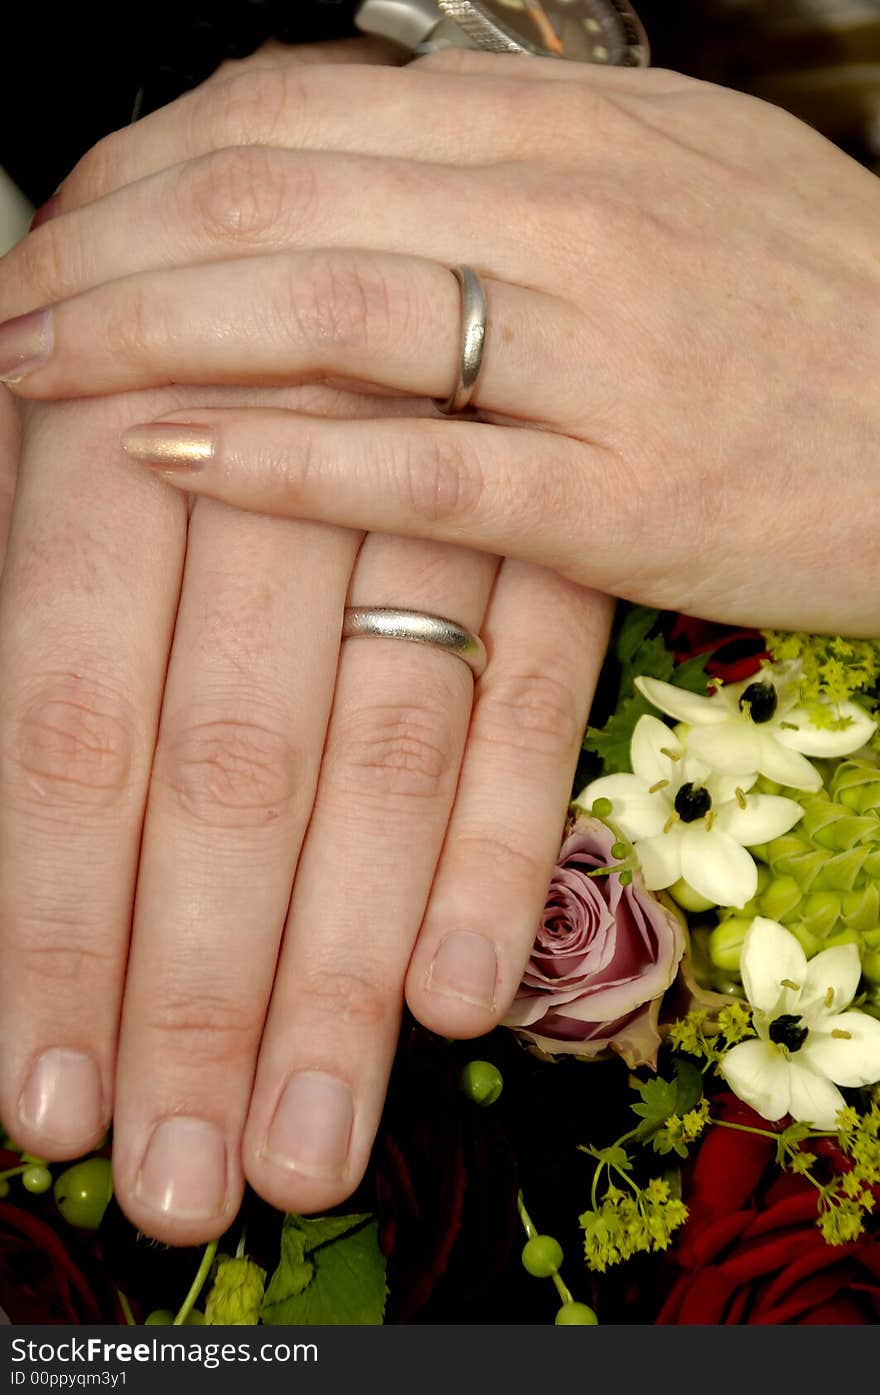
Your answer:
[436,265,488,416]
[342,607,488,679]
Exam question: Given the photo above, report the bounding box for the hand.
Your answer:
[0,42,612,1244]
[2,49,877,632]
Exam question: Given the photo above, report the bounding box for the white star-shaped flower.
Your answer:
[577,715,803,908]
[635,664,876,793]
[721,917,880,1128]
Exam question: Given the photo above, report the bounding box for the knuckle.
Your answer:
[476,670,581,758]
[14,221,81,308]
[10,926,118,992]
[154,716,301,829]
[327,699,458,805]
[452,827,548,886]
[193,66,297,149]
[2,675,135,810]
[100,280,158,365]
[143,985,256,1066]
[185,145,290,244]
[283,253,395,361]
[293,966,393,1033]
[66,130,124,203]
[400,430,485,525]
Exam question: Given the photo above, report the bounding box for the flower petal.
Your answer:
[679,826,758,908]
[713,794,803,847]
[802,1011,880,1088]
[799,943,862,1016]
[739,918,808,1015]
[633,831,683,891]
[776,701,877,757]
[786,1061,848,1129]
[719,1039,791,1123]
[634,676,727,726]
[705,769,758,806]
[630,714,682,787]
[687,721,763,775]
[575,773,666,840]
[754,733,822,791]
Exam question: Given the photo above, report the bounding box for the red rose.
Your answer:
[656,1095,880,1324]
[668,614,768,684]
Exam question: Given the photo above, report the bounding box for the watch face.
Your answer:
[443,1,649,66]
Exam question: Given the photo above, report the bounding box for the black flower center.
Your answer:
[739,682,778,724]
[673,783,712,823]
[768,1014,808,1052]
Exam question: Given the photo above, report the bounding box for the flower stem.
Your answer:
[173,1240,218,1327]
[116,1289,136,1327]
[0,1165,27,1183]
[516,1191,536,1239]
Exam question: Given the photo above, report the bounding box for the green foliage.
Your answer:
[631,1059,703,1145]
[584,607,709,773]
[261,1213,387,1327]
[204,1256,267,1326]
[763,631,880,733]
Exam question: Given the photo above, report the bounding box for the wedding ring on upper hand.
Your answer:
[435,265,488,416]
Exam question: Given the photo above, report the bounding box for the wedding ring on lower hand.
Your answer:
[342,607,488,679]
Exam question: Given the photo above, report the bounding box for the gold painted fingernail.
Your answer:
[121,423,215,469]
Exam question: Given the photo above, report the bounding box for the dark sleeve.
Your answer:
[0,1,359,204]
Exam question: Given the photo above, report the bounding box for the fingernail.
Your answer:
[18,1048,105,1147]
[29,196,59,231]
[263,1071,353,1179]
[426,931,498,1011]
[0,308,53,384]
[135,1117,228,1220]
[121,423,215,470]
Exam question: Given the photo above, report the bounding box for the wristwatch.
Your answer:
[354,0,649,67]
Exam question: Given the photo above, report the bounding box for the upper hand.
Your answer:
[2,48,877,631]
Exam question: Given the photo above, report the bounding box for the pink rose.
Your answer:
[504,817,685,1067]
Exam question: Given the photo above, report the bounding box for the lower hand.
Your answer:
[0,44,612,1245]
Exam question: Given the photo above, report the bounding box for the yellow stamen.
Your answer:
[824,987,835,1008]
[831,1029,852,1040]
[663,812,679,835]
[735,787,748,810]
[659,747,682,762]
[648,779,670,794]
[704,809,716,831]
[780,721,800,731]
[780,978,801,992]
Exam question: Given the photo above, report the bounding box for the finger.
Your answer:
[406,563,613,1034]
[0,253,587,428]
[0,388,19,575]
[111,505,359,1244]
[117,408,622,591]
[51,55,629,215]
[243,536,496,1213]
[0,395,185,1160]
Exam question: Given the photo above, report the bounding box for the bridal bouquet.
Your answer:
[3,610,879,1326]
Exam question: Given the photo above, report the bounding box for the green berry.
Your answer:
[53,1157,113,1230]
[555,1302,598,1325]
[521,1234,563,1277]
[145,1310,175,1326]
[459,1060,503,1107]
[669,878,717,914]
[611,842,628,860]
[618,869,633,887]
[21,1164,52,1195]
[185,1309,206,1326]
[591,798,613,818]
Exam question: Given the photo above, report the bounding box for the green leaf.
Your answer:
[583,608,709,774]
[775,1121,813,1166]
[631,1060,704,1138]
[261,1214,387,1327]
[580,1143,632,1173]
